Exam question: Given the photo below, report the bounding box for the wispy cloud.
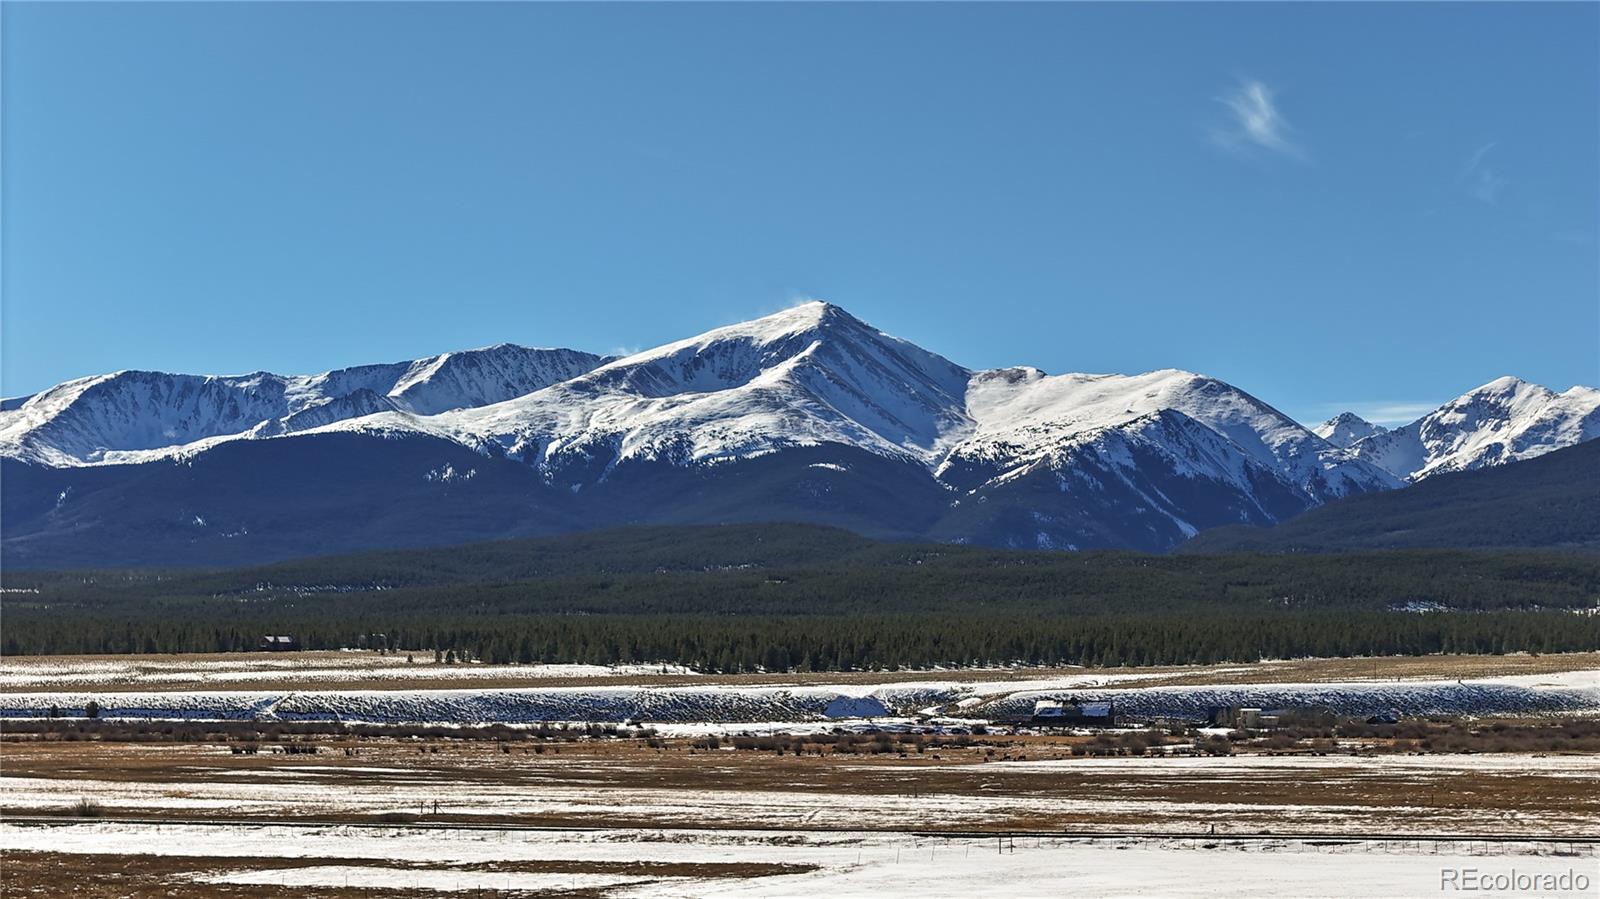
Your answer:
[1458,142,1508,204]
[1211,79,1305,160]
[1313,401,1440,428]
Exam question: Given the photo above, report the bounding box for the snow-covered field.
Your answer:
[5,669,1594,726]
[4,821,1594,898]
[6,654,1596,896]
[5,745,1594,835]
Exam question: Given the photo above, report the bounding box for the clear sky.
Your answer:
[4,3,1596,425]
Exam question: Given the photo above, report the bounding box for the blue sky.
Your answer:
[4,3,1596,425]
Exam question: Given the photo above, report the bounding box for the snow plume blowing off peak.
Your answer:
[2,303,1596,564]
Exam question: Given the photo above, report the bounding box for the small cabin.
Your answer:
[258,635,301,652]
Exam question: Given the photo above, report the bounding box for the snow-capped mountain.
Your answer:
[421,301,976,478]
[0,345,608,466]
[947,367,1393,501]
[237,303,1395,511]
[1345,377,1600,482]
[1,303,1591,566]
[1313,412,1387,449]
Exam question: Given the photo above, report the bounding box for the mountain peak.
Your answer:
[1465,375,1542,398]
[716,300,863,341]
[0,344,608,464]
[1348,374,1599,481]
[1313,412,1387,448]
[777,298,842,318]
[450,300,974,467]
[8,311,1599,564]
[1440,376,1557,418]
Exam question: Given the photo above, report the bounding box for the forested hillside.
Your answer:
[1184,440,1600,553]
[7,525,1598,668]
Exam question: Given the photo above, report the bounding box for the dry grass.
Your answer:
[5,730,1595,898]
[6,650,1594,693]
[0,850,655,898]
[5,732,1596,836]
[1147,653,1600,687]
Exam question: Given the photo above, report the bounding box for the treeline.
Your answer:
[11,548,1600,620]
[6,611,1598,671]
[5,525,1599,668]
[12,524,1600,612]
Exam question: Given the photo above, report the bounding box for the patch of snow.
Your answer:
[3,822,1593,899]
[4,668,1594,725]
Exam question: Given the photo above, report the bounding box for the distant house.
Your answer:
[1031,698,1114,725]
[258,635,300,652]
[1213,706,1288,729]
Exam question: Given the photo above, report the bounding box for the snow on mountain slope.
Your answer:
[0,371,300,466]
[1015,409,1290,514]
[0,345,607,465]
[6,304,1596,561]
[1349,376,1600,481]
[984,408,1313,545]
[942,367,1398,501]
[385,345,610,415]
[407,302,977,477]
[0,302,1429,495]
[250,390,404,438]
[1313,412,1387,448]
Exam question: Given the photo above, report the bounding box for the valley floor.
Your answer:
[3,738,1598,834]
[4,822,1595,899]
[3,652,1597,896]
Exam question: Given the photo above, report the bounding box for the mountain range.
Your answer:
[3,302,1596,567]
[1184,439,1600,553]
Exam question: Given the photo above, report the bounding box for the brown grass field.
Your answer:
[4,652,1597,896]
[5,727,1597,834]
[5,650,1596,693]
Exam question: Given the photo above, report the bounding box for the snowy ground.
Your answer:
[5,743,1594,835]
[5,653,1596,895]
[5,668,1595,726]
[3,821,1594,898]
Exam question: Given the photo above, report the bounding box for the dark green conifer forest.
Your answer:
[6,524,1597,669]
